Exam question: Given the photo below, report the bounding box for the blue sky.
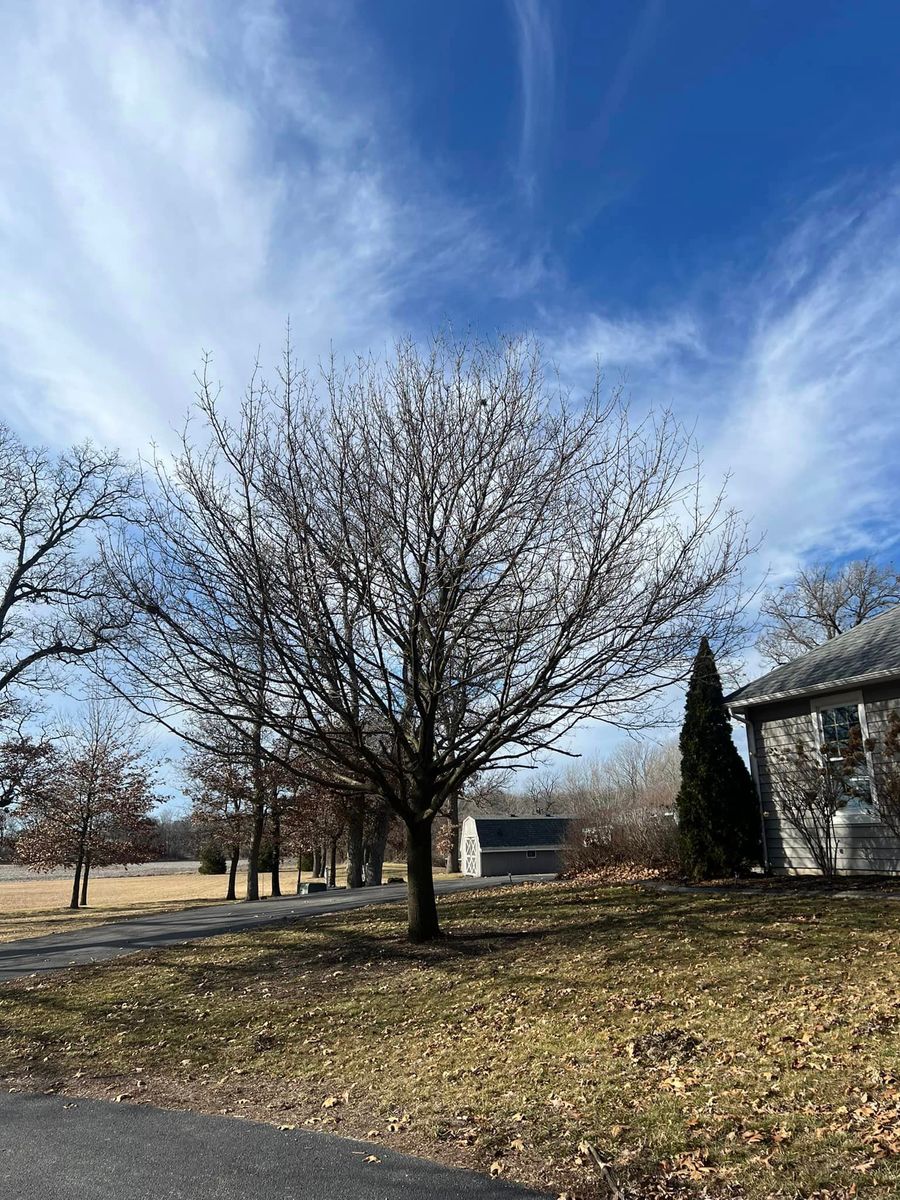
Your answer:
[3,0,900,781]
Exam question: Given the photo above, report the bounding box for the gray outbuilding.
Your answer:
[460,815,571,877]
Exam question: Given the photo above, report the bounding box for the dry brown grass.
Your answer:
[3,881,900,1198]
[0,861,423,942]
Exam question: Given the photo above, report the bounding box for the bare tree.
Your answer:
[870,710,900,845]
[184,735,253,901]
[757,558,900,667]
[556,740,681,875]
[113,335,751,941]
[0,427,136,728]
[766,729,871,880]
[561,739,681,815]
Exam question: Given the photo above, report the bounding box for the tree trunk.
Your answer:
[296,857,303,893]
[363,802,390,886]
[270,807,282,898]
[328,836,338,887]
[226,844,240,901]
[246,803,265,901]
[79,850,92,907]
[345,800,365,888]
[445,790,461,874]
[406,817,441,942]
[312,845,322,878]
[70,851,84,911]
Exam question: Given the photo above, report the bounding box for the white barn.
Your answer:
[460,815,570,877]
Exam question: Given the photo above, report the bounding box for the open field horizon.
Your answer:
[0,860,450,943]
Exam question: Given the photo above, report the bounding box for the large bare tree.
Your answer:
[757,558,900,667]
[113,335,752,941]
[0,426,136,741]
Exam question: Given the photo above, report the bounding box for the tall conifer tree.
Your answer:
[676,638,760,878]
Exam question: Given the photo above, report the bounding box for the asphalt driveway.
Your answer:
[0,1091,549,1200]
[0,875,552,983]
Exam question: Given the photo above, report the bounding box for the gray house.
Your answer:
[460,815,571,877]
[727,606,900,875]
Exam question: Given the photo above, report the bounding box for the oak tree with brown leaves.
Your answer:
[15,703,160,907]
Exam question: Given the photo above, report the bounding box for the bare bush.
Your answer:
[564,810,681,876]
[557,740,682,875]
[767,728,870,880]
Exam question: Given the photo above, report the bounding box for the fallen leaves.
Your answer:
[3,882,900,1200]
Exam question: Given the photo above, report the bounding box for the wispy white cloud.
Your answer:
[509,0,556,203]
[0,0,513,452]
[550,310,703,374]
[549,179,900,590]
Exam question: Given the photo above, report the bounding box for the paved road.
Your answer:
[0,1092,549,1199]
[0,875,551,983]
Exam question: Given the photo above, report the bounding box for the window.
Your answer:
[526,850,536,859]
[813,698,872,810]
[820,704,861,757]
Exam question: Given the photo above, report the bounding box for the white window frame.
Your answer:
[525,849,537,859]
[809,690,877,809]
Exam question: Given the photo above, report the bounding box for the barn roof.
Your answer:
[726,605,900,710]
[472,816,571,851]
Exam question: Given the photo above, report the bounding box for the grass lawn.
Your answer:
[0,861,421,942]
[2,880,900,1198]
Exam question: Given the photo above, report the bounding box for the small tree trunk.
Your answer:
[296,857,303,893]
[328,836,338,887]
[446,790,461,874]
[363,802,390,885]
[271,807,282,898]
[246,803,265,901]
[79,850,92,907]
[345,800,365,888]
[226,844,240,901]
[70,851,85,911]
[312,845,322,877]
[406,817,441,943]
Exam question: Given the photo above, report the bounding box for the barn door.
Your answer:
[463,837,478,876]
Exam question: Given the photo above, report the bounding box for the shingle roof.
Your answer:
[472,816,571,850]
[727,605,900,709]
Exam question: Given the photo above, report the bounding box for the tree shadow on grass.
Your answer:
[3,888,898,1048]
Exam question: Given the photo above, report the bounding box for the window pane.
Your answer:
[819,703,871,809]
[820,705,861,757]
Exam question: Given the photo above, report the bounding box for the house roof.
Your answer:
[727,605,900,710]
[472,816,571,851]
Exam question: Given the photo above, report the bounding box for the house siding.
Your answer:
[749,684,900,875]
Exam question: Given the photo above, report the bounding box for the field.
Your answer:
[0,861,417,943]
[2,879,900,1198]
